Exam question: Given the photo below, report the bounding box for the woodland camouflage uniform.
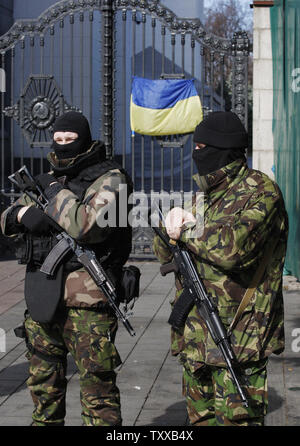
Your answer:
[153,158,288,426]
[1,140,131,426]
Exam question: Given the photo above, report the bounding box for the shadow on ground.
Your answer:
[0,357,78,397]
[140,401,188,426]
[267,386,284,414]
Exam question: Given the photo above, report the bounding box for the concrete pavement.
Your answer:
[0,259,300,426]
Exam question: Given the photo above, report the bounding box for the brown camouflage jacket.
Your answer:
[153,158,288,372]
[1,146,129,308]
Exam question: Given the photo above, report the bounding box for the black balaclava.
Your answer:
[192,111,248,176]
[52,111,92,160]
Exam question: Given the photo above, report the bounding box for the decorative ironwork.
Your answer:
[0,0,102,52]
[102,0,114,158]
[115,0,232,54]
[3,75,79,147]
[231,31,250,129]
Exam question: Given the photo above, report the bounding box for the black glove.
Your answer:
[35,173,63,200]
[21,206,54,234]
[35,173,57,190]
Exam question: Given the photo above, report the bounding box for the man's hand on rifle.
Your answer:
[35,173,64,201]
[165,207,196,240]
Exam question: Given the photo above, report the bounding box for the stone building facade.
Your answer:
[252,0,275,179]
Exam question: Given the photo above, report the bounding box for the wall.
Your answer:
[252,4,274,179]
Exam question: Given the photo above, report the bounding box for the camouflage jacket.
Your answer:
[1,142,131,308]
[153,158,288,372]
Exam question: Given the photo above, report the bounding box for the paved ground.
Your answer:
[0,259,300,426]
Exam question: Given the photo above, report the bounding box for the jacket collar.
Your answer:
[193,158,248,196]
[47,140,106,179]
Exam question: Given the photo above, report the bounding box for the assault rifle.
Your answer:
[149,204,249,407]
[9,165,136,337]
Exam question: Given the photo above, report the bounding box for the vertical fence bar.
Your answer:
[152,18,156,77]
[180,33,186,194]
[30,36,34,173]
[161,24,165,75]
[220,54,225,111]
[181,32,185,75]
[89,11,93,130]
[50,25,54,75]
[1,51,5,194]
[10,47,15,186]
[59,19,64,90]
[244,54,249,131]
[151,16,156,192]
[161,25,165,192]
[20,38,25,166]
[122,9,126,168]
[30,35,34,75]
[102,0,114,159]
[151,39,156,193]
[40,34,45,74]
[141,12,146,193]
[40,36,45,173]
[80,11,84,112]
[190,37,195,192]
[231,53,236,114]
[201,45,205,107]
[112,10,117,157]
[171,33,175,74]
[210,50,214,111]
[70,15,74,104]
[131,10,136,184]
[170,33,176,193]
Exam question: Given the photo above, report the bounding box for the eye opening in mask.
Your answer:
[53,131,79,145]
[195,143,206,150]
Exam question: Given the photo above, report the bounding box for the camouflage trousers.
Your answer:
[182,359,268,426]
[24,307,122,426]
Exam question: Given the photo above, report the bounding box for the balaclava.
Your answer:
[52,111,92,160]
[192,111,248,176]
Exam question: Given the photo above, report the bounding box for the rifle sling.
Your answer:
[228,241,277,336]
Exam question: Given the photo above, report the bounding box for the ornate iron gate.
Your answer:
[0,0,251,258]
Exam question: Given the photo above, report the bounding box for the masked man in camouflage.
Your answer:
[153,111,288,426]
[0,111,133,426]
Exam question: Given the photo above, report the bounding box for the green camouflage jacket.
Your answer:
[153,158,288,372]
[1,145,129,308]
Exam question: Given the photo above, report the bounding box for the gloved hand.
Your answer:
[35,173,58,190]
[35,173,63,200]
[165,207,196,240]
[20,206,54,234]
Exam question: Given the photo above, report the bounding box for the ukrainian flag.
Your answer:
[130,76,203,136]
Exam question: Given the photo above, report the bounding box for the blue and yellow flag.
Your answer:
[130,76,203,136]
